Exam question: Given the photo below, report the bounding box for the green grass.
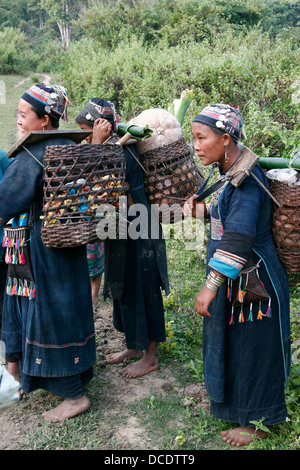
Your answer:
[0,74,33,151]
[0,73,87,153]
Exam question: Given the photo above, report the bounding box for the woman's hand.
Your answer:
[195,285,217,318]
[182,195,206,219]
[91,118,112,144]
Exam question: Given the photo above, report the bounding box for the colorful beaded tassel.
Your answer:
[227,278,271,325]
[6,277,35,299]
[3,227,28,265]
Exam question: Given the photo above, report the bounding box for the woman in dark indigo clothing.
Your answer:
[184,104,290,446]
[0,149,11,337]
[0,84,96,422]
[76,99,169,378]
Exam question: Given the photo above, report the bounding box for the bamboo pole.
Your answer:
[258,157,300,170]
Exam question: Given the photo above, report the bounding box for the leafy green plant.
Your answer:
[0,27,37,74]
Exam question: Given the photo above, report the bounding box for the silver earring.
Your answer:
[225,146,229,162]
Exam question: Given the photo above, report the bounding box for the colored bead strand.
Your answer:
[257,301,263,320]
[248,303,253,322]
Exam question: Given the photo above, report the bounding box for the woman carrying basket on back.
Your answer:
[0,84,96,422]
[183,104,291,446]
[76,98,169,378]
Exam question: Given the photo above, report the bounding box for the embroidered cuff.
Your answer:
[208,249,247,279]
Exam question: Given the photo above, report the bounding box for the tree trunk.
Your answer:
[57,20,70,49]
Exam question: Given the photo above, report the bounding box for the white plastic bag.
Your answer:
[0,364,20,411]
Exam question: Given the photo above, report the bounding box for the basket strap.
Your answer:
[22,146,45,169]
[124,145,148,174]
[249,170,280,206]
[195,175,229,202]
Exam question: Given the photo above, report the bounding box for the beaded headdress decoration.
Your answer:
[21,83,69,122]
[193,104,244,142]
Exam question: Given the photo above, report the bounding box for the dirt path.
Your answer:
[0,299,209,450]
[13,73,51,89]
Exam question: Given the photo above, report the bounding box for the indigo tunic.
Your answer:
[203,160,290,427]
[0,137,96,394]
[103,144,169,350]
[0,149,11,336]
[0,149,12,260]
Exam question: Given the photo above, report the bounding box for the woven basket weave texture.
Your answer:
[268,177,300,272]
[41,143,126,248]
[140,138,204,223]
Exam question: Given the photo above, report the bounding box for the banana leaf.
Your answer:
[168,89,194,126]
[117,122,153,140]
[258,157,300,170]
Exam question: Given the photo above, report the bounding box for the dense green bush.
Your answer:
[0,27,37,74]
[59,26,299,158]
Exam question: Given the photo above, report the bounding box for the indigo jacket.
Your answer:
[0,138,96,378]
[203,161,290,405]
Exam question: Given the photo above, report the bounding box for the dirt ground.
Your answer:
[0,300,210,450]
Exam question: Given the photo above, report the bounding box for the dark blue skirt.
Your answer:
[2,295,94,399]
[205,258,288,427]
[113,236,166,351]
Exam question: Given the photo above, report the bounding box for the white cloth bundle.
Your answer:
[266,168,299,184]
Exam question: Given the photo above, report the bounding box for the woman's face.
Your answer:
[17,99,49,136]
[192,122,227,166]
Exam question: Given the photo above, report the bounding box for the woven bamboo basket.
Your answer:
[140,138,204,223]
[268,177,300,272]
[41,143,127,248]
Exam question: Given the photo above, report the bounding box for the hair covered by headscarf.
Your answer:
[21,83,69,122]
[76,98,120,133]
[193,104,243,142]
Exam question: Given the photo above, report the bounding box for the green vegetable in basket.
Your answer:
[117,123,153,140]
[168,89,194,126]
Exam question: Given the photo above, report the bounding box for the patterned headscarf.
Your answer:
[76,98,120,133]
[193,104,243,142]
[21,83,69,122]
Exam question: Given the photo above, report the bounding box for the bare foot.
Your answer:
[119,354,158,378]
[106,349,142,364]
[42,395,90,423]
[221,427,269,446]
